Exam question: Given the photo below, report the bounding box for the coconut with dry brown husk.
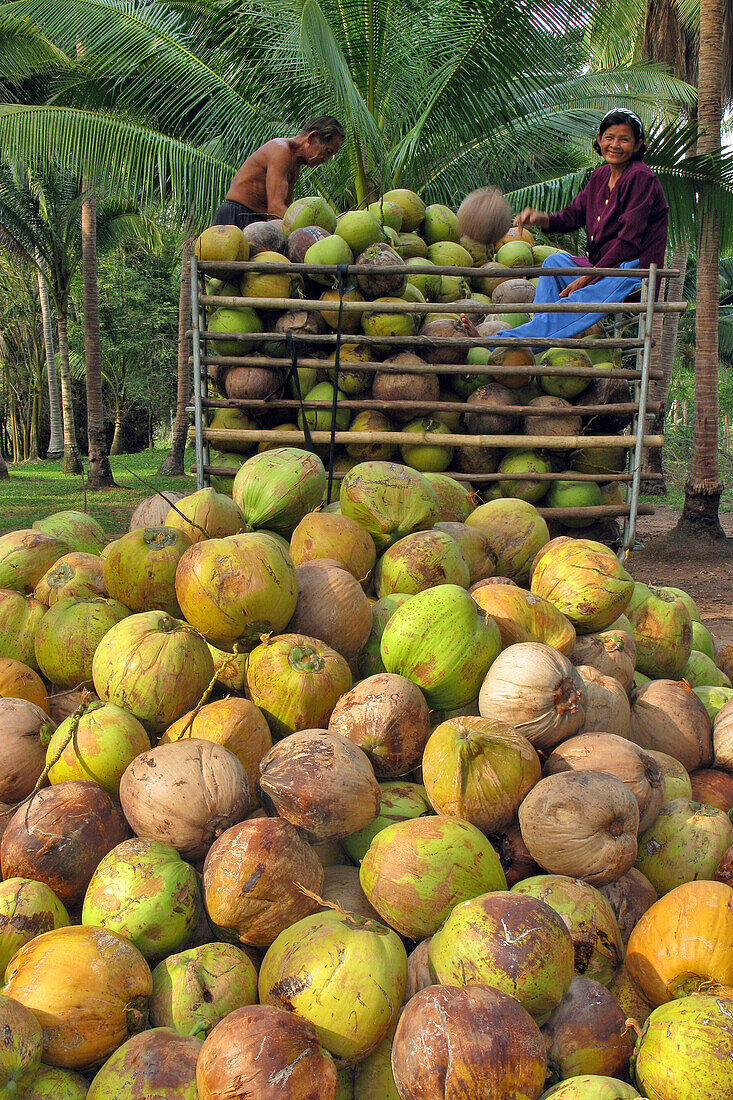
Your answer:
[463,383,520,433]
[456,186,512,245]
[287,560,372,660]
[372,354,439,420]
[541,976,635,1083]
[328,673,431,777]
[631,679,713,772]
[600,869,659,948]
[574,665,632,739]
[569,629,637,692]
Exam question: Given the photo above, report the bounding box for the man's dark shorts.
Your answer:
[212,200,267,230]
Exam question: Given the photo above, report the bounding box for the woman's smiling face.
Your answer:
[598,123,641,168]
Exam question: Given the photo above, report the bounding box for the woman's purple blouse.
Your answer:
[546,160,669,273]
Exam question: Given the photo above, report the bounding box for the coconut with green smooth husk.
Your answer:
[429,890,574,1023]
[495,240,534,267]
[424,473,474,522]
[466,498,549,584]
[282,195,338,235]
[34,597,131,689]
[405,258,441,299]
[362,297,416,338]
[357,593,412,679]
[195,223,247,263]
[336,210,385,253]
[340,461,438,552]
[259,910,406,1061]
[434,521,495,585]
[539,349,592,398]
[374,530,469,598]
[399,418,453,472]
[382,189,426,232]
[82,837,201,963]
[694,685,733,722]
[46,701,150,796]
[497,451,551,503]
[0,879,69,976]
[85,1028,201,1099]
[635,797,733,894]
[656,585,701,622]
[682,649,728,688]
[325,343,373,394]
[541,1076,641,1098]
[647,750,692,802]
[626,582,693,679]
[546,480,602,522]
[232,448,326,537]
[103,527,192,617]
[342,782,433,863]
[165,488,244,543]
[298,382,350,433]
[33,511,106,556]
[207,307,263,355]
[240,250,301,301]
[0,529,69,592]
[368,200,403,231]
[398,232,428,258]
[24,1065,90,1098]
[632,995,733,1100]
[531,538,634,633]
[360,816,506,939]
[422,204,459,244]
[208,450,246,494]
[150,942,258,1038]
[380,583,501,709]
[0,591,45,669]
[571,445,627,477]
[691,620,716,660]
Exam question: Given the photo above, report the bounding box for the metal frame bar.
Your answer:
[620,263,657,557]
[191,255,209,489]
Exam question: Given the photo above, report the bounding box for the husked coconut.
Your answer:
[631,679,713,772]
[489,822,542,886]
[0,698,54,802]
[373,355,439,421]
[575,665,631,739]
[288,560,373,660]
[328,673,431,777]
[421,317,472,364]
[522,395,582,438]
[224,364,283,400]
[541,976,635,1082]
[518,770,639,886]
[544,732,664,833]
[130,492,188,531]
[478,642,586,753]
[689,767,733,812]
[464,383,519,433]
[569,629,637,692]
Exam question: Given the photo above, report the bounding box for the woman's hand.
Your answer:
[514,207,550,231]
[559,274,595,298]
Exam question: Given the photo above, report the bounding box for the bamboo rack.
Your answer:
[190,254,685,553]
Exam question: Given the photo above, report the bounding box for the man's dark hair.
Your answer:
[300,116,345,142]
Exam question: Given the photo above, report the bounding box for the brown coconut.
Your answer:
[690,767,733,812]
[542,976,634,1083]
[373,356,439,421]
[575,665,632,739]
[224,364,283,400]
[391,985,546,1100]
[0,780,129,906]
[522,395,582,438]
[243,219,286,255]
[289,512,377,588]
[463,383,519,433]
[202,818,324,948]
[569,629,637,693]
[48,685,92,726]
[421,317,471,365]
[648,749,692,802]
[489,823,542,887]
[631,679,713,772]
[195,1006,337,1100]
[130,492,187,531]
[455,443,501,475]
[608,962,654,1026]
[715,844,733,887]
[285,225,329,264]
[600,869,659,949]
[257,729,381,842]
[456,186,512,245]
[545,733,664,834]
[714,697,733,771]
[491,277,536,305]
[328,673,431,777]
[518,771,639,886]
[319,864,381,923]
[288,560,373,660]
[274,308,327,340]
[472,262,512,296]
[0,698,55,802]
[404,938,433,1003]
[582,373,634,434]
[119,739,251,861]
[356,242,406,298]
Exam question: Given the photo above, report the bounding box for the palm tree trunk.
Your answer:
[110,402,124,455]
[158,234,194,476]
[81,193,115,488]
[56,305,83,475]
[36,262,63,459]
[678,0,725,536]
[0,449,8,479]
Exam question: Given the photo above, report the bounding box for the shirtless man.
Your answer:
[212,116,345,229]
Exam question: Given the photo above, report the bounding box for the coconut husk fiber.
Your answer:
[457,187,512,247]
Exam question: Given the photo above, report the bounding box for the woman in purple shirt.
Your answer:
[497,109,669,341]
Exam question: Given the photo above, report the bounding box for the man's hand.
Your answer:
[559,274,595,298]
[514,207,550,232]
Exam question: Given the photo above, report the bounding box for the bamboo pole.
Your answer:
[200,426,663,450]
[201,395,662,416]
[198,259,682,279]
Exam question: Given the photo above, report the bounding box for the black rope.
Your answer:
[286,331,315,453]
[326,263,349,504]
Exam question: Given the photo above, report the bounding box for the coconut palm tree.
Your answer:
[36,261,63,459]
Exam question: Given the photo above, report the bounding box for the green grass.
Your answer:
[0,446,197,536]
[639,429,733,513]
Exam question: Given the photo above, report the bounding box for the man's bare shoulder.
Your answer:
[259,138,295,165]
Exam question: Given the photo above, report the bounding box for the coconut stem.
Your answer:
[116,461,209,540]
[625,1017,643,1040]
[176,647,244,741]
[294,881,365,928]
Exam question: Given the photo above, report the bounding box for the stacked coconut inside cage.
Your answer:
[197,187,635,531]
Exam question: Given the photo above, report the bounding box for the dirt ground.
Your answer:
[627,508,733,643]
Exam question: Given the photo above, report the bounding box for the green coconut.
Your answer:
[635,797,733,895]
[433,522,495,586]
[103,527,192,617]
[150,942,258,1039]
[304,234,354,284]
[571,446,627,477]
[196,223,248,262]
[539,348,593,398]
[362,297,416,338]
[511,875,623,986]
[374,530,469,597]
[245,632,352,738]
[422,204,459,245]
[25,1065,90,1099]
[34,596,131,689]
[175,531,298,651]
[694,685,733,722]
[633,995,733,1099]
[232,447,327,537]
[436,273,471,302]
[541,1077,640,1099]
[360,816,506,940]
[354,1027,399,1099]
[33,511,106,556]
[92,610,214,733]
[648,750,692,803]
[207,307,263,355]
[282,195,338,235]
[0,529,68,593]
[165,488,244,544]
[424,473,474,522]
[546,480,602,522]
[368,200,403,231]
[357,593,413,679]
[86,1028,201,1099]
[691,620,716,660]
[82,837,201,963]
[0,993,42,1096]
[336,210,385,253]
[340,461,438,552]
[342,782,433,864]
[206,408,258,454]
[466,498,549,584]
[405,258,442,300]
[497,451,551,503]
[298,381,350,433]
[240,251,300,301]
[399,418,453,472]
[682,649,727,688]
[496,240,534,267]
[626,582,693,679]
[208,450,246,494]
[531,538,634,633]
[427,241,472,268]
[380,583,501,708]
[398,232,427,258]
[259,910,406,1061]
[0,591,47,670]
[0,879,69,976]
[429,890,574,1023]
[34,553,107,606]
[656,585,701,622]
[382,189,426,232]
[46,701,151,796]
